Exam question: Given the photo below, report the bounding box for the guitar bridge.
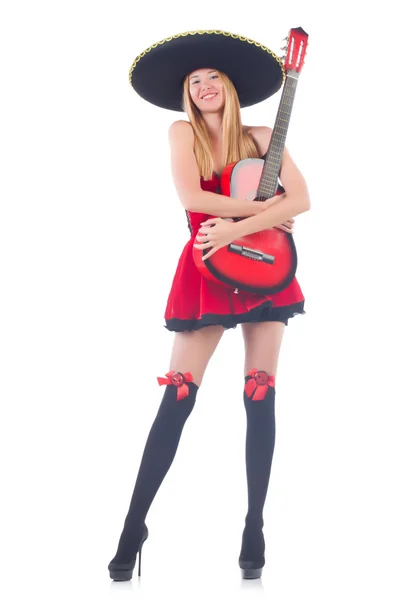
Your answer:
[228,244,275,264]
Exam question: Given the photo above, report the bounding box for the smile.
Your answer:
[201,93,218,100]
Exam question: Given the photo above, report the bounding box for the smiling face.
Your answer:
[188,68,225,112]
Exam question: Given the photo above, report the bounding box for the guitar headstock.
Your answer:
[280,26,309,74]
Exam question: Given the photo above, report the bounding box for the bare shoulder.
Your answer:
[243,124,272,136]
[243,125,273,155]
[168,119,193,142]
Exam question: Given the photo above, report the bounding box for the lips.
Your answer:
[201,92,218,100]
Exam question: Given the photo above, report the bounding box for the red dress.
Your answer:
[164,170,306,332]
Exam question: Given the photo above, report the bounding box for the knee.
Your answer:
[244,369,275,401]
[157,370,199,410]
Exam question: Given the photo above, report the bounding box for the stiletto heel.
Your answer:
[108,523,149,581]
[138,540,143,576]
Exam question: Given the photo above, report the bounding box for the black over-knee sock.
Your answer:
[239,369,276,563]
[110,371,199,564]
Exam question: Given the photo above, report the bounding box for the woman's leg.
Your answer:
[239,321,285,574]
[108,325,224,576]
[168,324,225,387]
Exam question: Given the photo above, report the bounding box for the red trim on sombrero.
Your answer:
[245,368,275,401]
[157,370,194,401]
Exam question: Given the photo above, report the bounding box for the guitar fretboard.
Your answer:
[257,74,298,200]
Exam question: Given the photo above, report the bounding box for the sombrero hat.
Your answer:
[129,29,285,112]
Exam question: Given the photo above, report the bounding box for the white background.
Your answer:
[1,1,396,598]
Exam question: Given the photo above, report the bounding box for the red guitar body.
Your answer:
[192,157,298,295]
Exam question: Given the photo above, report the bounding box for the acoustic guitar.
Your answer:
[192,26,309,295]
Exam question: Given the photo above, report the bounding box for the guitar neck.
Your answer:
[257,73,299,200]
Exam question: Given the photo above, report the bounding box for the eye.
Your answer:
[191,74,218,85]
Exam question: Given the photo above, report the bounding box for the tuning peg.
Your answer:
[280,45,288,51]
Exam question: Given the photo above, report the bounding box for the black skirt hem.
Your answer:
[164,300,306,333]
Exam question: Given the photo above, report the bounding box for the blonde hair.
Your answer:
[182,70,261,180]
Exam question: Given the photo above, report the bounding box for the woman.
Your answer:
[108,30,310,582]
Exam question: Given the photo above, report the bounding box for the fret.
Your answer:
[263,173,279,179]
[261,168,279,176]
[258,191,278,198]
[258,180,279,194]
[268,149,284,155]
[262,170,280,176]
[259,183,278,190]
[258,192,277,199]
[264,164,280,170]
[260,176,279,183]
[260,173,279,181]
[266,154,283,162]
[258,182,278,192]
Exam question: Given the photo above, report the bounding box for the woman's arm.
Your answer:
[168,120,267,218]
[233,146,311,237]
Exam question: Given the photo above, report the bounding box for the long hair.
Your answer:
[181,70,261,181]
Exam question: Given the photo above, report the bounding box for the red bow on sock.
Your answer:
[245,369,275,401]
[157,370,193,401]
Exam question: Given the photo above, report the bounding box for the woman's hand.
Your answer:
[193,218,239,260]
[274,218,295,234]
[194,213,295,260]
[259,194,295,233]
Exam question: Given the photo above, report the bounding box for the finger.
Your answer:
[199,228,215,236]
[195,235,210,242]
[194,241,212,249]
[202,246,217,260]
[200,218,217,226]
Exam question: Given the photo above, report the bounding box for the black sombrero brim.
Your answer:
[129,30,285,112]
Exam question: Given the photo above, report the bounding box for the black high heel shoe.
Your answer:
[238,524,265,579]
[239,557,264,579]
[108,523,149,581]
